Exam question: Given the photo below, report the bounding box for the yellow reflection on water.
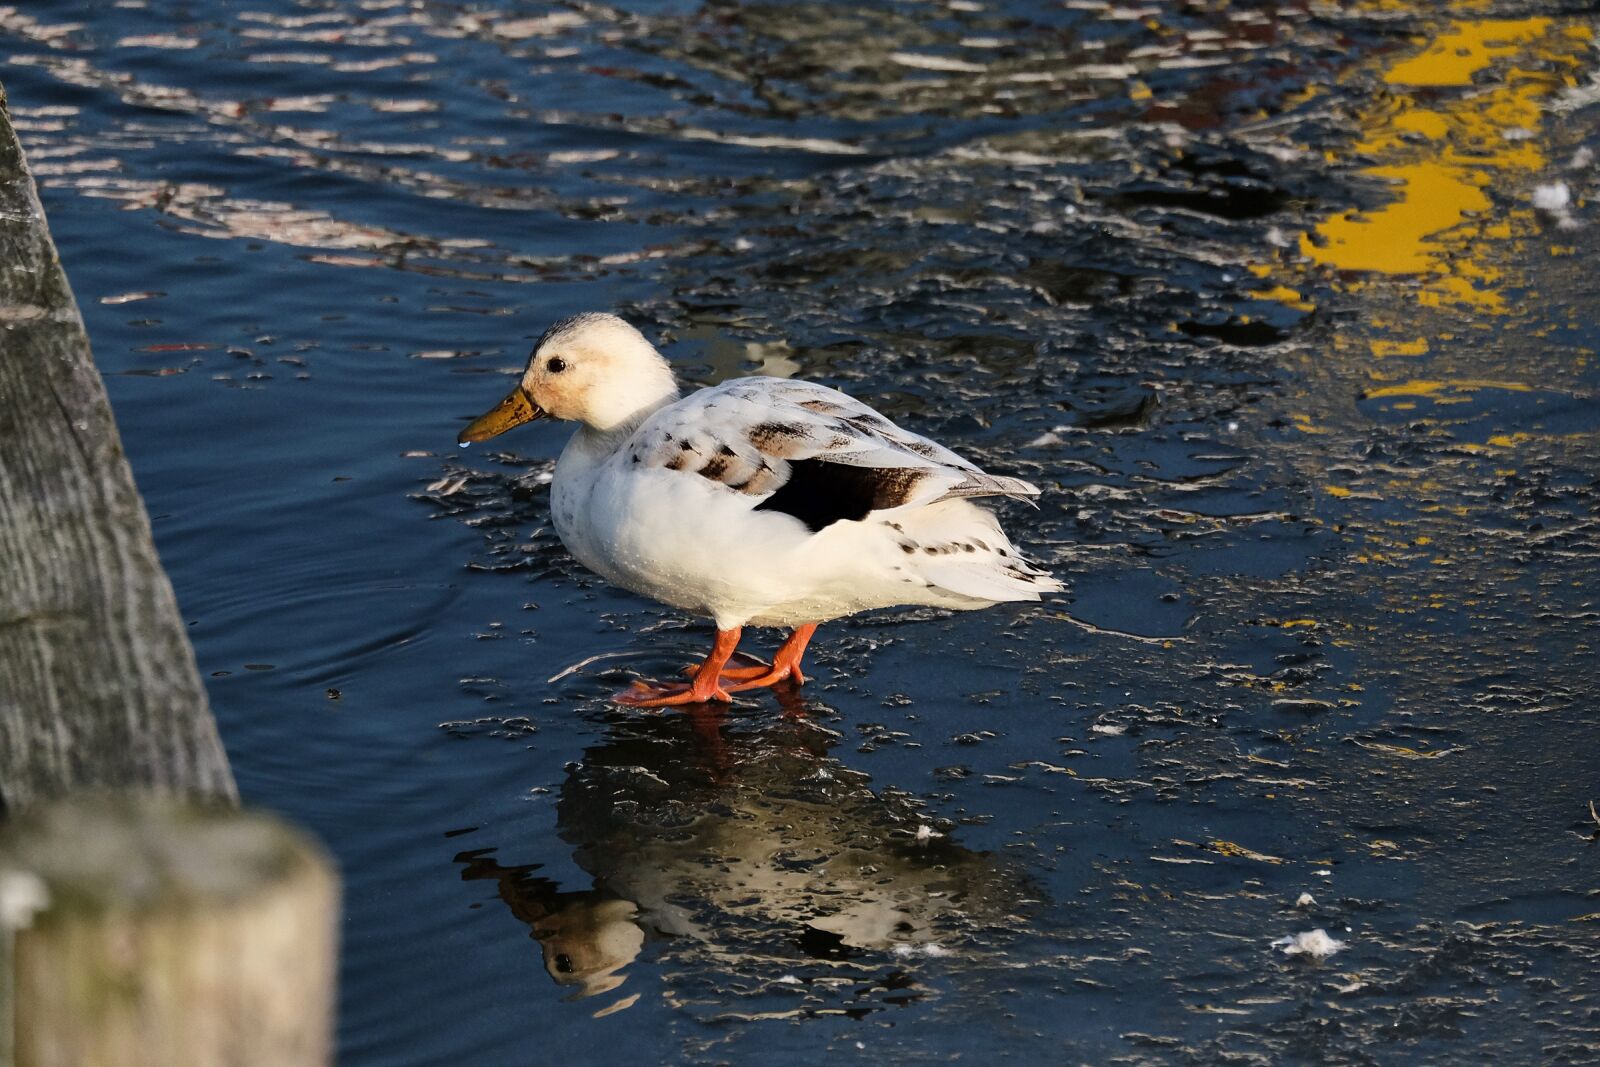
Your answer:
[1384,18,1555,87]
[1301,16,1590,311]
[1264,6,1597,624]
[1361,378,1534,400]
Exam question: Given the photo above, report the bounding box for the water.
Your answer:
[6,1,1600,1062]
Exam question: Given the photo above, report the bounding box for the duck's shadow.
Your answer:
[454,695,1040,1019]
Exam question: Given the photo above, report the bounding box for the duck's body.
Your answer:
[551,375,1055,629]
[461,313,1060,705]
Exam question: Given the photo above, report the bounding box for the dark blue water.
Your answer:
[6,2,1600,1062]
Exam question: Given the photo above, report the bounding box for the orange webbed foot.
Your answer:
[722,623,818,694]
[723,663,806,693]
[613,679,734,707]
[679,650,770,684]
[613,627,744,708]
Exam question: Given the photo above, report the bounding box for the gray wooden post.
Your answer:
[0,795,338,1067]
[0,81,335,1067]
[0,81,236,810]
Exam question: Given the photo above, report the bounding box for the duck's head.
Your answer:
[532,897,644,999]
[458,312,679,444]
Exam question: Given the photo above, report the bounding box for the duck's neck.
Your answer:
[578,380,681,454]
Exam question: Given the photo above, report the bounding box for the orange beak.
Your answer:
[459,385,545,445]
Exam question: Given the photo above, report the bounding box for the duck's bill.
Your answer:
[459,386,545,445]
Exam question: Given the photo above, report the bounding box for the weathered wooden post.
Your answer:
[0,796,338,1067]
[0,82,338,1065]
[0,81,236,811]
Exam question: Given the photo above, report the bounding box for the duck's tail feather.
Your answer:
[895,499,1062,604]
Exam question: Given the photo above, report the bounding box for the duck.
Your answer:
[458,312,1061,707]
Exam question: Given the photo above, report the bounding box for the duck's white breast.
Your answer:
[552,430,821,625]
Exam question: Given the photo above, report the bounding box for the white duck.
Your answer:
[459,313,1060,706]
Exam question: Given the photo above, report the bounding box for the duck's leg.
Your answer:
[724,623,818,692]
[614,627,742,707]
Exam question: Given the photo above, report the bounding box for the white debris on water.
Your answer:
[1532,181,1580,230]
[890,51,987,73]
[1533,181,1572,211]
[1294,892,1317,908]
[1569,146,1595,170]
[1090,723,1127,736]
[1273,929,1346,959]
[893,942,951,958]
[1551,77,1600,114]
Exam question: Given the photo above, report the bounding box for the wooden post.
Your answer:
[0,81,236,809]
[0,795,338,1067]
[0,81,332,1067]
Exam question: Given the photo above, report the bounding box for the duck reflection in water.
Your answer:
[456,698,1035,1017]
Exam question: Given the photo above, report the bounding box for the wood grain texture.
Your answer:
[0,82,236,811]
[1,796,337,1066]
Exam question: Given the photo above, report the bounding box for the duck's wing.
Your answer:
[626,377,1040,533]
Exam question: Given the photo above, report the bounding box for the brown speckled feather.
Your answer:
[625,377,1039,531]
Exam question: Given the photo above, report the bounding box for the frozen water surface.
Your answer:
[5,1,1600,1062]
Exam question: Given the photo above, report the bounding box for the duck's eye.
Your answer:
[546,357,567,373]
